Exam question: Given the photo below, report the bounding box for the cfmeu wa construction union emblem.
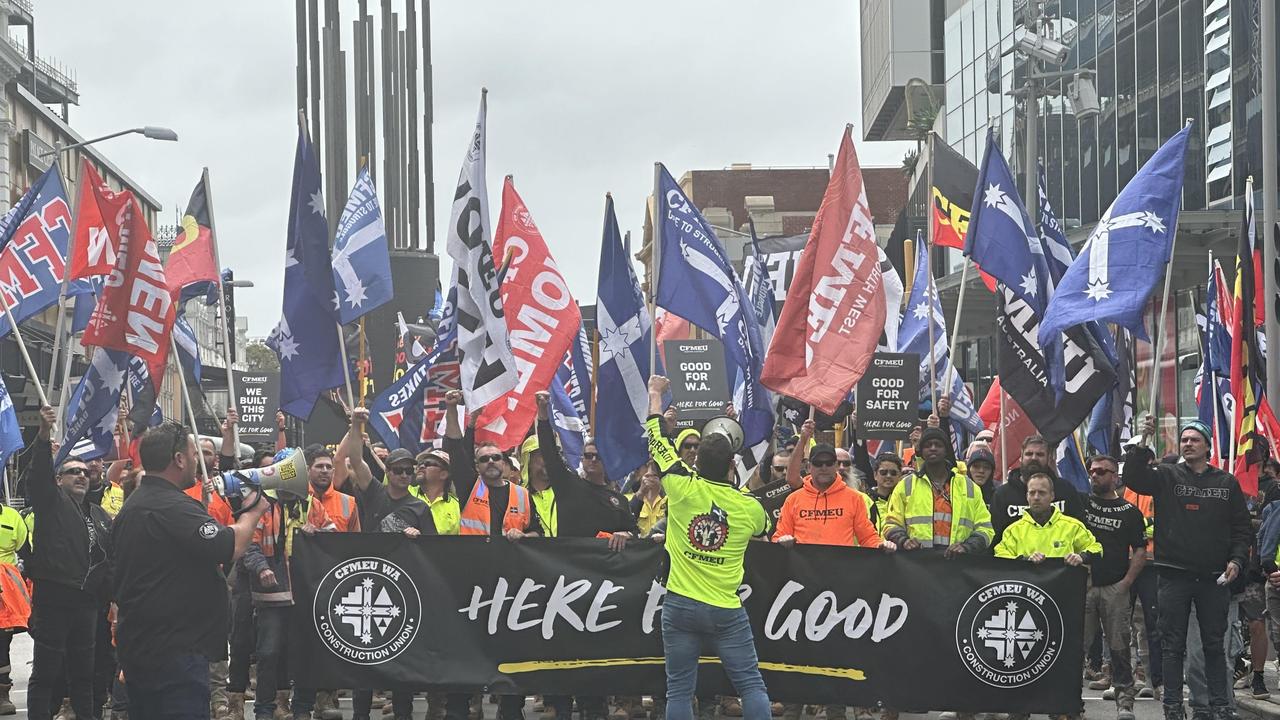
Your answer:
[314,557,421,665]
[956,581,1063,688]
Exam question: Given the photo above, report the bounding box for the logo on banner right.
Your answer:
[956,580,1063,688]
[314,557,421,666]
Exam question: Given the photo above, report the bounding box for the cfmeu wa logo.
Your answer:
[314,558,421,665]
[955,581,1062,688]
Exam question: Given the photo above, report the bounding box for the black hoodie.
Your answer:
[23,439,113,603]
[990,467,1086,545]
[1122,445,1251,576]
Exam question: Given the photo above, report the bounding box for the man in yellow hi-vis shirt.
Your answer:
[995,472,1101,564]
[647,375,771,720]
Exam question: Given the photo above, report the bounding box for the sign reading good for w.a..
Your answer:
[291,535,1085,714]
[232,370,281,442]
[664,339,729,429]
[856,352,920,440]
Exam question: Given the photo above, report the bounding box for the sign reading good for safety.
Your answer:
[664,338,730,429]
[856,352,920,440]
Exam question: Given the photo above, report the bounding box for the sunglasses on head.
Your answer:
[582,452,600,460]
[476,453,505,464]
[810,458,836,468]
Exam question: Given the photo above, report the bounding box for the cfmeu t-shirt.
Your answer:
[646,416,770,609]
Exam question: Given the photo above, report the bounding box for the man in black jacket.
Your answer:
[991,434,1086,544]
[25,406,113,720]
[1124,416,1252,720]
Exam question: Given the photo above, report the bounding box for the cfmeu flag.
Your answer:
[595,195,655,483]
[331,168,393,324]
[1230,182,1280,496]
[476,178,580,448]
[1040,124,1191,346]
[656,164,772,450]
[55,348,130,468]
[761,126,885,414]
[267,126,346,419]
[70,160,128,281]
[0,164,72,337]
[164,173,220,300]
[446,90,518,411]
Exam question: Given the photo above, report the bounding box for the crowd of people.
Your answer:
[4,374,1276,720]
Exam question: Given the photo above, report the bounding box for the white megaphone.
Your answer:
[701,416,745,453]
[216,447,310,500]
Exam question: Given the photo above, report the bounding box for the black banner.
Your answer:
[292,535,1085,714]
[996,285,1116,445]
[856,353,919,439]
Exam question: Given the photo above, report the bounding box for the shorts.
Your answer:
[1240,581,1266,623]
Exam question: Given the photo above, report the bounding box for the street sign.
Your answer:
[233,370,281,442]
[856,352,920,440]
[664,338,730,429]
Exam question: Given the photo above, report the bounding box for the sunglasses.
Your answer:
[59,467,88,477]
[417,461,444,470]
[810,459,836,468]
[476,453,505,464]
[582,452,600,460]
[680,443,700,452]
[388,465,415,476]
[838,460,852,468]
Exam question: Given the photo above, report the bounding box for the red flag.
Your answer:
[990,390,1039,473]
[475,178,581,449]
[1231,189,1266,495]
[655,307,692,365]
[82,193,177,373]
[977,378,1003,428]
[70,161,129,280]
[164,174,219,298]
[760,127,886,414]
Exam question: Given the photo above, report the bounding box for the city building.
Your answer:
[861,0,1276,443]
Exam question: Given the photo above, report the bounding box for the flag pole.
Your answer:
[46,161,75,421]
[201,167,241,449]
[172,335,210,507]
[590,328,600,432]
[923,232,939,412]
[1145,143,1189,439]
[1207,250,1227,466]
[0,289,48,407]
[649,171,662,374]
[948,261,970,362]
[358,317,368,403]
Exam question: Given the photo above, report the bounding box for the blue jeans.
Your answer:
[661,592,769,720]
[123,652,210,720]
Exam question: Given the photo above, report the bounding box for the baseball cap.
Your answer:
[967,447,995,468]
[809,443,837,462]
[385,448,415,467]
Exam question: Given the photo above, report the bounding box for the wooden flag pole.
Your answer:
[923,233,939,413]
[172,335,210,507]
[0,289,48,407]
[948,261,970,362]
[46,161,75,419]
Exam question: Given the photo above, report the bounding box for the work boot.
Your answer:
[273,691,292,720]
[54,699,76,720]
[0,684,13,716]
[721,698,743,718]
[228,693,246,720]
[1161,704,1186,720]
[1117,695,1135,720]
[781,704,802,720]
[212,699,231,720]
[1253,673,1272,700]
[879,710,899,720]
[697,698,716,720]
[315,690,343,720]
[825,706,848,720]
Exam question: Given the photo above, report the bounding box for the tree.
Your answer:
[245,340,280,372]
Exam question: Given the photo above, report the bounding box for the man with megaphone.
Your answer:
[111,420,273,717]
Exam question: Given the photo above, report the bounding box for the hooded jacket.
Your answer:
[991,467,1086,544]
[23,439,113,602]
[774,476,881,548]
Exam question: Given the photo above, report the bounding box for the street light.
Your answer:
[228,280,255,289]
[40,125,179,157]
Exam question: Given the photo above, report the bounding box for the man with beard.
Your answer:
[112,420,270,716]
[991,435,1086,544]
[1125,417,1251,720]
[1080,455,1147,720]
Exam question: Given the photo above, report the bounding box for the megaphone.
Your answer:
[217,447,310,500]
[702,416,745,453]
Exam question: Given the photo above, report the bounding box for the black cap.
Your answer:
[809,443,837,461]
[385,448,415,467]
[918,427,950,449]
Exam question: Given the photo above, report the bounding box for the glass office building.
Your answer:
[924,0,1276,448]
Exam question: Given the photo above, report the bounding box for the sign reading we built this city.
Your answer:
[233,370,281,442]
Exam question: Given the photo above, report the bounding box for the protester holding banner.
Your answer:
[867,453,904,534]
[991,436,1086,544]
[1125,416,1252,720]
[645,375,771,720]
[24,407,113,720]
[994,473,1101,566]
[412,448,459,535]
[883,427,993,557]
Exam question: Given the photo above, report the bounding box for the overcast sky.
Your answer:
[37,1,911,337]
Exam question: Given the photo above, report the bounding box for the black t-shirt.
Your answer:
[357,482,437,535]
[1083,494,1146,587]
[111,476,236,664]
[537,420,639,538]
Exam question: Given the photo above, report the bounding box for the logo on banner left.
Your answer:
[314,557,421,665]
[955,580,1063,688]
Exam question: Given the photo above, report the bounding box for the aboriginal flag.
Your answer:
[931,134,977,250]
[165,172,219,299]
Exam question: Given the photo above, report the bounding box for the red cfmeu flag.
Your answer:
[474,178,581,449]
[980,380,1039,473]
[70,160,129,280]
[82,192,176,379]
[760,126,886,414]
[164,173,219,298]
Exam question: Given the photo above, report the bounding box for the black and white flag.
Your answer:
[446,90,518,409]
